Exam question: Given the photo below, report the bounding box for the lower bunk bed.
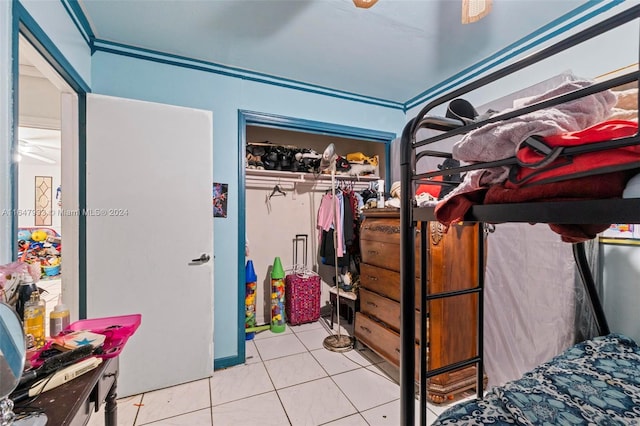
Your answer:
[433,333,640,425]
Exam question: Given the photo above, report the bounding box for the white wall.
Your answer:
[600,243,640,343]
[19,73,61,128]
[17,163,62,234]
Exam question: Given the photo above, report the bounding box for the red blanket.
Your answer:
[435,171,634,242]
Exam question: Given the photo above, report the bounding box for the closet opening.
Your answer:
[239,110,395,360]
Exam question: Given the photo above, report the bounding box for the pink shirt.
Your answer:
[317,193,344,257]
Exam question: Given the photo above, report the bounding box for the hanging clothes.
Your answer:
[317,192,344,257]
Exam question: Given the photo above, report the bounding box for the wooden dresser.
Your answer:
[355,208,485,403]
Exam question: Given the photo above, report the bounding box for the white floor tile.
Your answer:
[320,413,369,425]
[134,379,210,425]
[332,368,400,412]
[289,321,324,333]
[342,347,376,368]
[117,394,143,426]
[360,399,428,426]
[366,361,400,384]
[139,408,212,426]
[244,340,261,364]
[254,333,307,361]
[210,362,274,406]
[253,326,293,340]
[310,348,362,376]
[278,377,357,426]
[212,391,290,426]
[98,311,477,425]
[264,352,327,389]
[295,326,331,351]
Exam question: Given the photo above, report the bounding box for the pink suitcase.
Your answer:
[285,234,321,325]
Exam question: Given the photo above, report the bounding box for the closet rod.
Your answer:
[246,174,375,191]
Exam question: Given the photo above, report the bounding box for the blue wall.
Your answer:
[1,0,13,264]
[90,51,405,362]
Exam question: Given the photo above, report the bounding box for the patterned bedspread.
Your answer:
[433,334,640,425]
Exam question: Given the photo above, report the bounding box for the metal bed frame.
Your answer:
[399,5,640,425]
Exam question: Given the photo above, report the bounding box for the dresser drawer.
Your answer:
[360,240,422,273]
[360,217,401,244]
[355,312,422,379]
[359,288,423,338]
[359,263,421,306]
[360,239,400,271]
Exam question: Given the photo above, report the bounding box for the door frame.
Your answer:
[11,3,90,317]
[230,110,395,368]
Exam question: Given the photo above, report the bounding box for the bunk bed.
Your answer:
[399,4,640,426]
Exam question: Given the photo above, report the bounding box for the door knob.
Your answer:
[190,253,211,265]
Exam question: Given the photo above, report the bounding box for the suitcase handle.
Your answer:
[293,234,316,277]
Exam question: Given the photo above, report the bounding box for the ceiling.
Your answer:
[18,127,61,166]
[78,0,595,105]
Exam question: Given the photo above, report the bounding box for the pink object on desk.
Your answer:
[30,314,141,368]
[65,314,142,358]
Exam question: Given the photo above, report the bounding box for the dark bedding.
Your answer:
[433,334,640,425]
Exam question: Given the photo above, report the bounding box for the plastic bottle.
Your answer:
[23,289,46,349]
[49,294,70,337]
[270,257,286,333]
[16,273,39,320]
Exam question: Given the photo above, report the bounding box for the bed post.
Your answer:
[400,118,416,425]
[573,242,610,336]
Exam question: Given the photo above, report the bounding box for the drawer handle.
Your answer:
[366,301,378,308]
[359,326,372,334]
[367,250,379,256]
[367,275,378,281]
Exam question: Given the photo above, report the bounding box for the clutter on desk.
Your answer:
[49,295,70,337]
[10,314,140,404]
[29,313,142,369]
[11,355,103,403]
[22,285,46,350]
[50,330,107,351]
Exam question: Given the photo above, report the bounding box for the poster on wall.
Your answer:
[34,176,53,226]
[213,182,228,218]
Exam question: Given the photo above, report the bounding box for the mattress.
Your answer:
[433,334,640,425]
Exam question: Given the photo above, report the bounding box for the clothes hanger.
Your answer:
[269,183,286,200]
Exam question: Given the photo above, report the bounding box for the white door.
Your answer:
[86,94,214,396]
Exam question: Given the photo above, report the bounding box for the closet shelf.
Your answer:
[246,168,381,187]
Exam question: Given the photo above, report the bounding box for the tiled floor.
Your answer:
[87,318,468,426]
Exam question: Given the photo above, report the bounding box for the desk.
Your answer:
[14,356,119,426]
